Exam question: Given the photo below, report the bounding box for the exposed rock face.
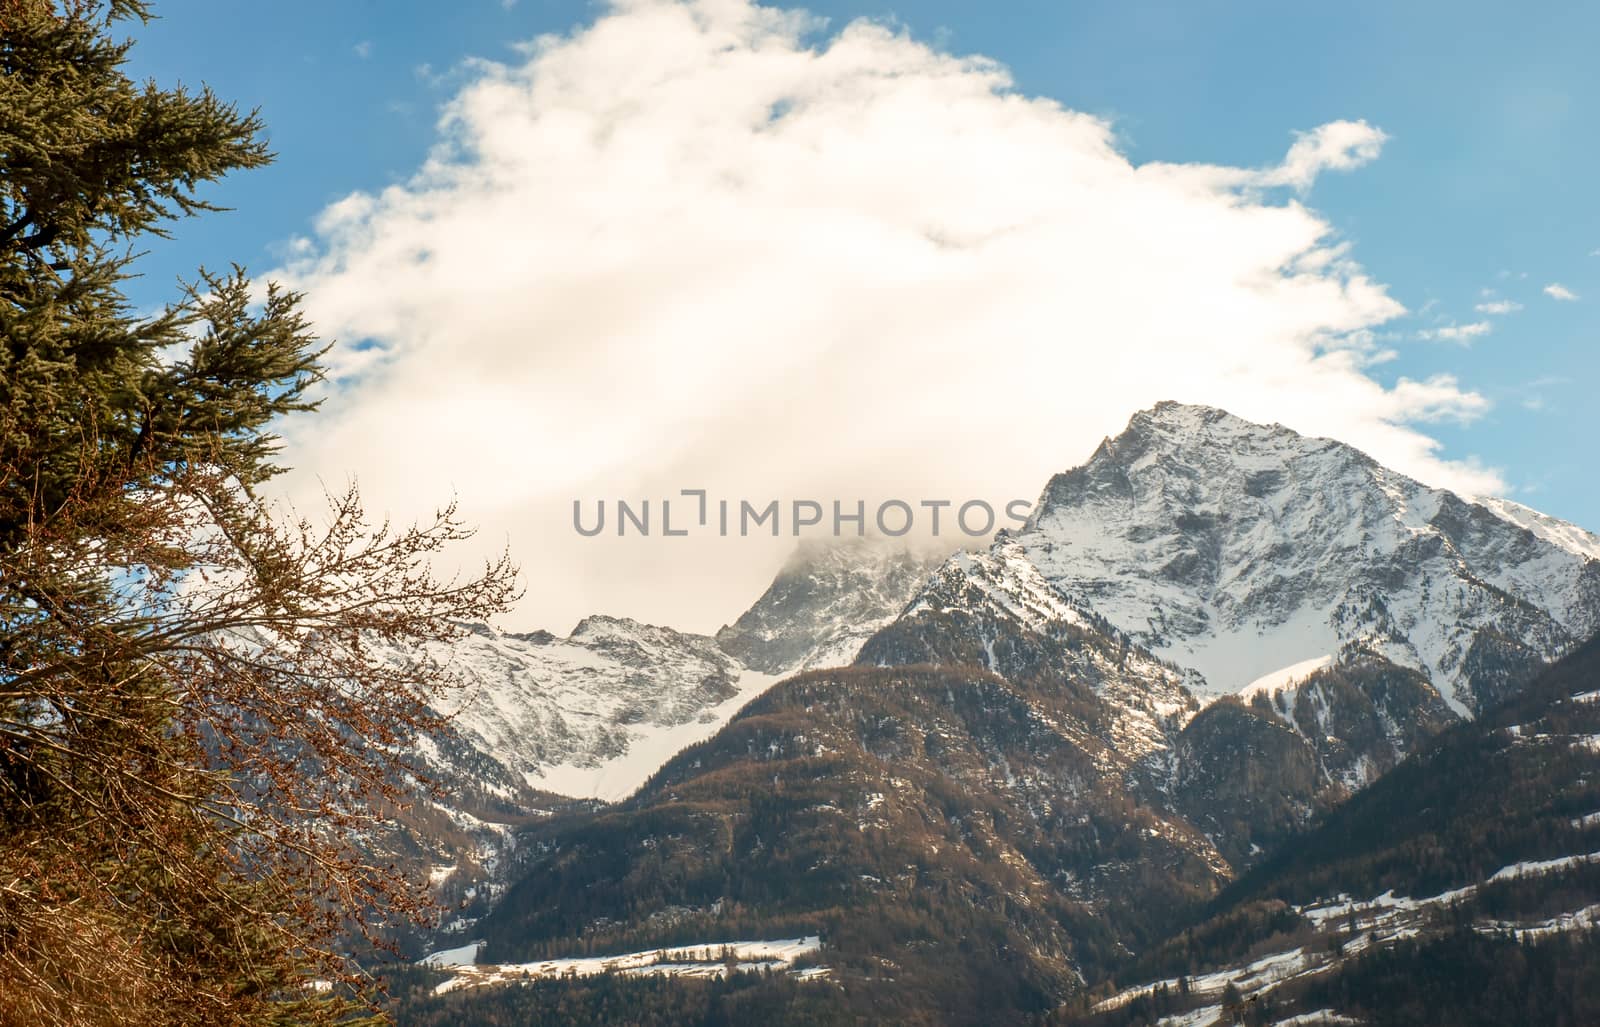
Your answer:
[1268,654,1457,789]
[1170,699,1320,865]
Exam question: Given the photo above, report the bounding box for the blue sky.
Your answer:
[121,1,1596,627]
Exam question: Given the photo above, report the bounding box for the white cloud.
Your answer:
[1474,299,1521,315]
[1418,320,1493,343]
[1254,119,1389,193]
[273,0,1499,633]
[353,40,373,59]
[1387,375,1491,423]
[1544,283,1580,301]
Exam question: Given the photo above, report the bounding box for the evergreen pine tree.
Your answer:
[0,3,518,1022]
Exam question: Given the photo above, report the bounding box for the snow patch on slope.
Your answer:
[1239,655,1334,700]
[1100,847,1600,1022]
[1480,496,1600,562]
[432,936,823,995]
[525,668,781,801]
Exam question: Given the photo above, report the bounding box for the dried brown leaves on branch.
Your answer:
[1,1,521,1022]
[2,455,517,1024]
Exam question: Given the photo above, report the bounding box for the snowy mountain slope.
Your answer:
[1009,401,1600,713]
[428,617,772,802]
[430,538,941,802]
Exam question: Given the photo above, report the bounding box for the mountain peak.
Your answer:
[1094,402,1354,473]
[1136,399,1255,432]
[1124,401,1292,444]
[569,613,654,640]
[1008,403,1600,709]
[1034,404,1367,542]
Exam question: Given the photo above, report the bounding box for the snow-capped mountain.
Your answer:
[434,537,942,802]
[429,617,776,802]
[432,403,1599,807]
[1008,401,1600,714]
[851,401,1598,819]
[716,536,950,673]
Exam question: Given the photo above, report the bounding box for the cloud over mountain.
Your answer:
[276,0,1499,632]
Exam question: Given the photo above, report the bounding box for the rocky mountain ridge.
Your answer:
[1012,401,1600,714]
